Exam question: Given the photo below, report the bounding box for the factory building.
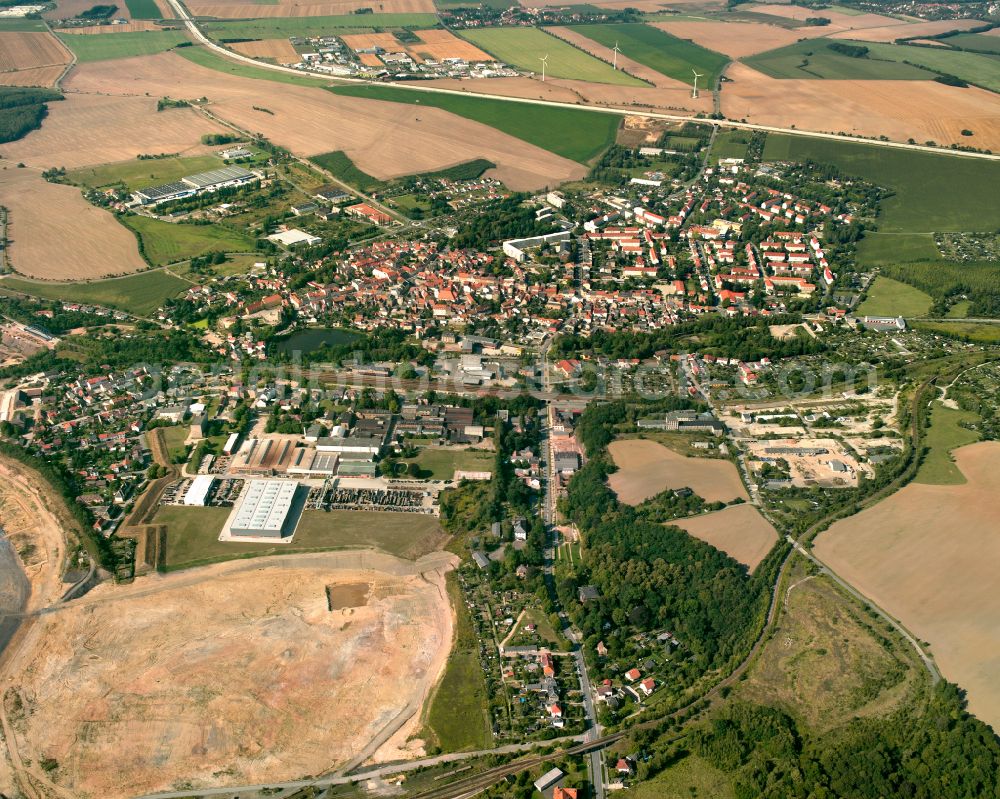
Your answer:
[183,475,215,506]
[229,479,299,539]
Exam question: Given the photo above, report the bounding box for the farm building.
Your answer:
[229,479,299,539]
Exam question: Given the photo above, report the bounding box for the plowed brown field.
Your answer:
[0,65,66,86]
[652,20,817,58]
[61,51,586,189]
[229,37,301,62]
[816,442,1000,731]
[722,61,1000,151]
[0,168,148,279]
[671,503,777,571]
[829,18,983,42]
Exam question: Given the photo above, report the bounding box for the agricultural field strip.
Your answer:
[160,0,1000,163]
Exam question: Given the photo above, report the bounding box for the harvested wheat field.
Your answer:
[64,52,587,189]
[1,550,456,798]
[0,168,147,279]
[0,31,71,86]
[652,20,817,58]
[829,18,983,42]
[0,92,228,168]
[816,441,1000,732]
[412,29,493,61]
[44,0,131,18]
[60,21,166,33]
[671,503,777,570]
[748,4,900,30]
[186,0,432,17]
[608,438,749,505]
[722,62,1000,151]
[229,37,301,62]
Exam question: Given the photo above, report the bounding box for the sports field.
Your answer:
[571,22,729,84]
[329,84,619,163]
[762,134,1000,232]
[1,270,188,315]
[123,216,256,265]
[857,277,932,317]
[69,154,223,190]
[57,30,190,62]
[460,26,645,86]
[743,39,931,80]
[201,12,437,38]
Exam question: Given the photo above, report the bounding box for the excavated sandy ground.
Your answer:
[816,442,1000,732]
[57,51,586,190]
[2,550,457,798]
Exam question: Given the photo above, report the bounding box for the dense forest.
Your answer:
[881,260,1000,317]
[0,87,62,144]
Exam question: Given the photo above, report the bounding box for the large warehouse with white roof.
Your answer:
[229,479,299,539]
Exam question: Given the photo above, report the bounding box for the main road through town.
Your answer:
[163,0,1000,164]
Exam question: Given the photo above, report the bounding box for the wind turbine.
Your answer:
[691,68,703,99]
[539,53,548,82]
[612,41,621,70]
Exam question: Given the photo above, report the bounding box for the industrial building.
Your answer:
[229,479,299,539]
[183,475,215,506]
[132,165,258,206]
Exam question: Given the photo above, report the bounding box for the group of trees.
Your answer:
[450,195,555,251]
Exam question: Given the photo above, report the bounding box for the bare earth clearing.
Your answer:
[816,441,1000,732]
[2,550,456,798]
[185,0,433,17]
[607,438,749,505]
[671,503,777,570]
[829,18,983,42]
[652,20,820,58]
[230,37,301,63]
[721,62,1000,151]
[0,168,147,280]
[63,52,586,189]
[0,92,227,169]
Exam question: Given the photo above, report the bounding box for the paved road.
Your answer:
[163,0,1000,163]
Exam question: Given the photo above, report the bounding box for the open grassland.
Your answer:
[709,128,754,160]
[856,232,940,265]
[723,61,1000,152]
[403,447,494,480]
[177,44,332,85]
[56,30,190,62]
[743,38,931,80]
[0,552,453,797]
[857,276,933,317]
[762,134,1000,232]
[627,755,734,799]
[123,216,256,265]
[860,41,1000,93]
[1,269,188,314]
[572,22,729,84]
[607,438,749,505]
[187,0,435,18]
[914,402,980,485]
[816,442,1000,730]
[670,503,777,572]
[422,573,492,752]
[330,83,618,163]
[460,26,645,86]
[913,320,1000,343]
[72,51,585,190]
[68,154,223,190]
[0,91,227,168]
[201,12,437,37]
[0,18,48,31]
[0,32,71,84]
[0,168,148,280]
[124,0,164,17]
[158,505,449,569]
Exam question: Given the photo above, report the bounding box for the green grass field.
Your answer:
[913,320,1000,343]
[309,150,382,192]
[0,18,48,31]
[914,402,980,485]
[69,155,223,191]
[762,134,1000,232]
[0,270,188,315]
[329,84,618,163]
[422,573,492,752]
[460,26,645,86]
[568,22,730,84]
[124,0,163,18]
[627,755,734,799]
[742,38,928,79]
[160,424,190,462]
[201,13,437,38]
[940,33,1000,55]
[57,30,191,62]
[709,129,753,161]
[158,506,447,570]
[857,276,933,317]
[404,448,494,480]
[861,41,1000,93]
[856,232,941,266]
[123,216,255,265]
[175,45,334,86]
